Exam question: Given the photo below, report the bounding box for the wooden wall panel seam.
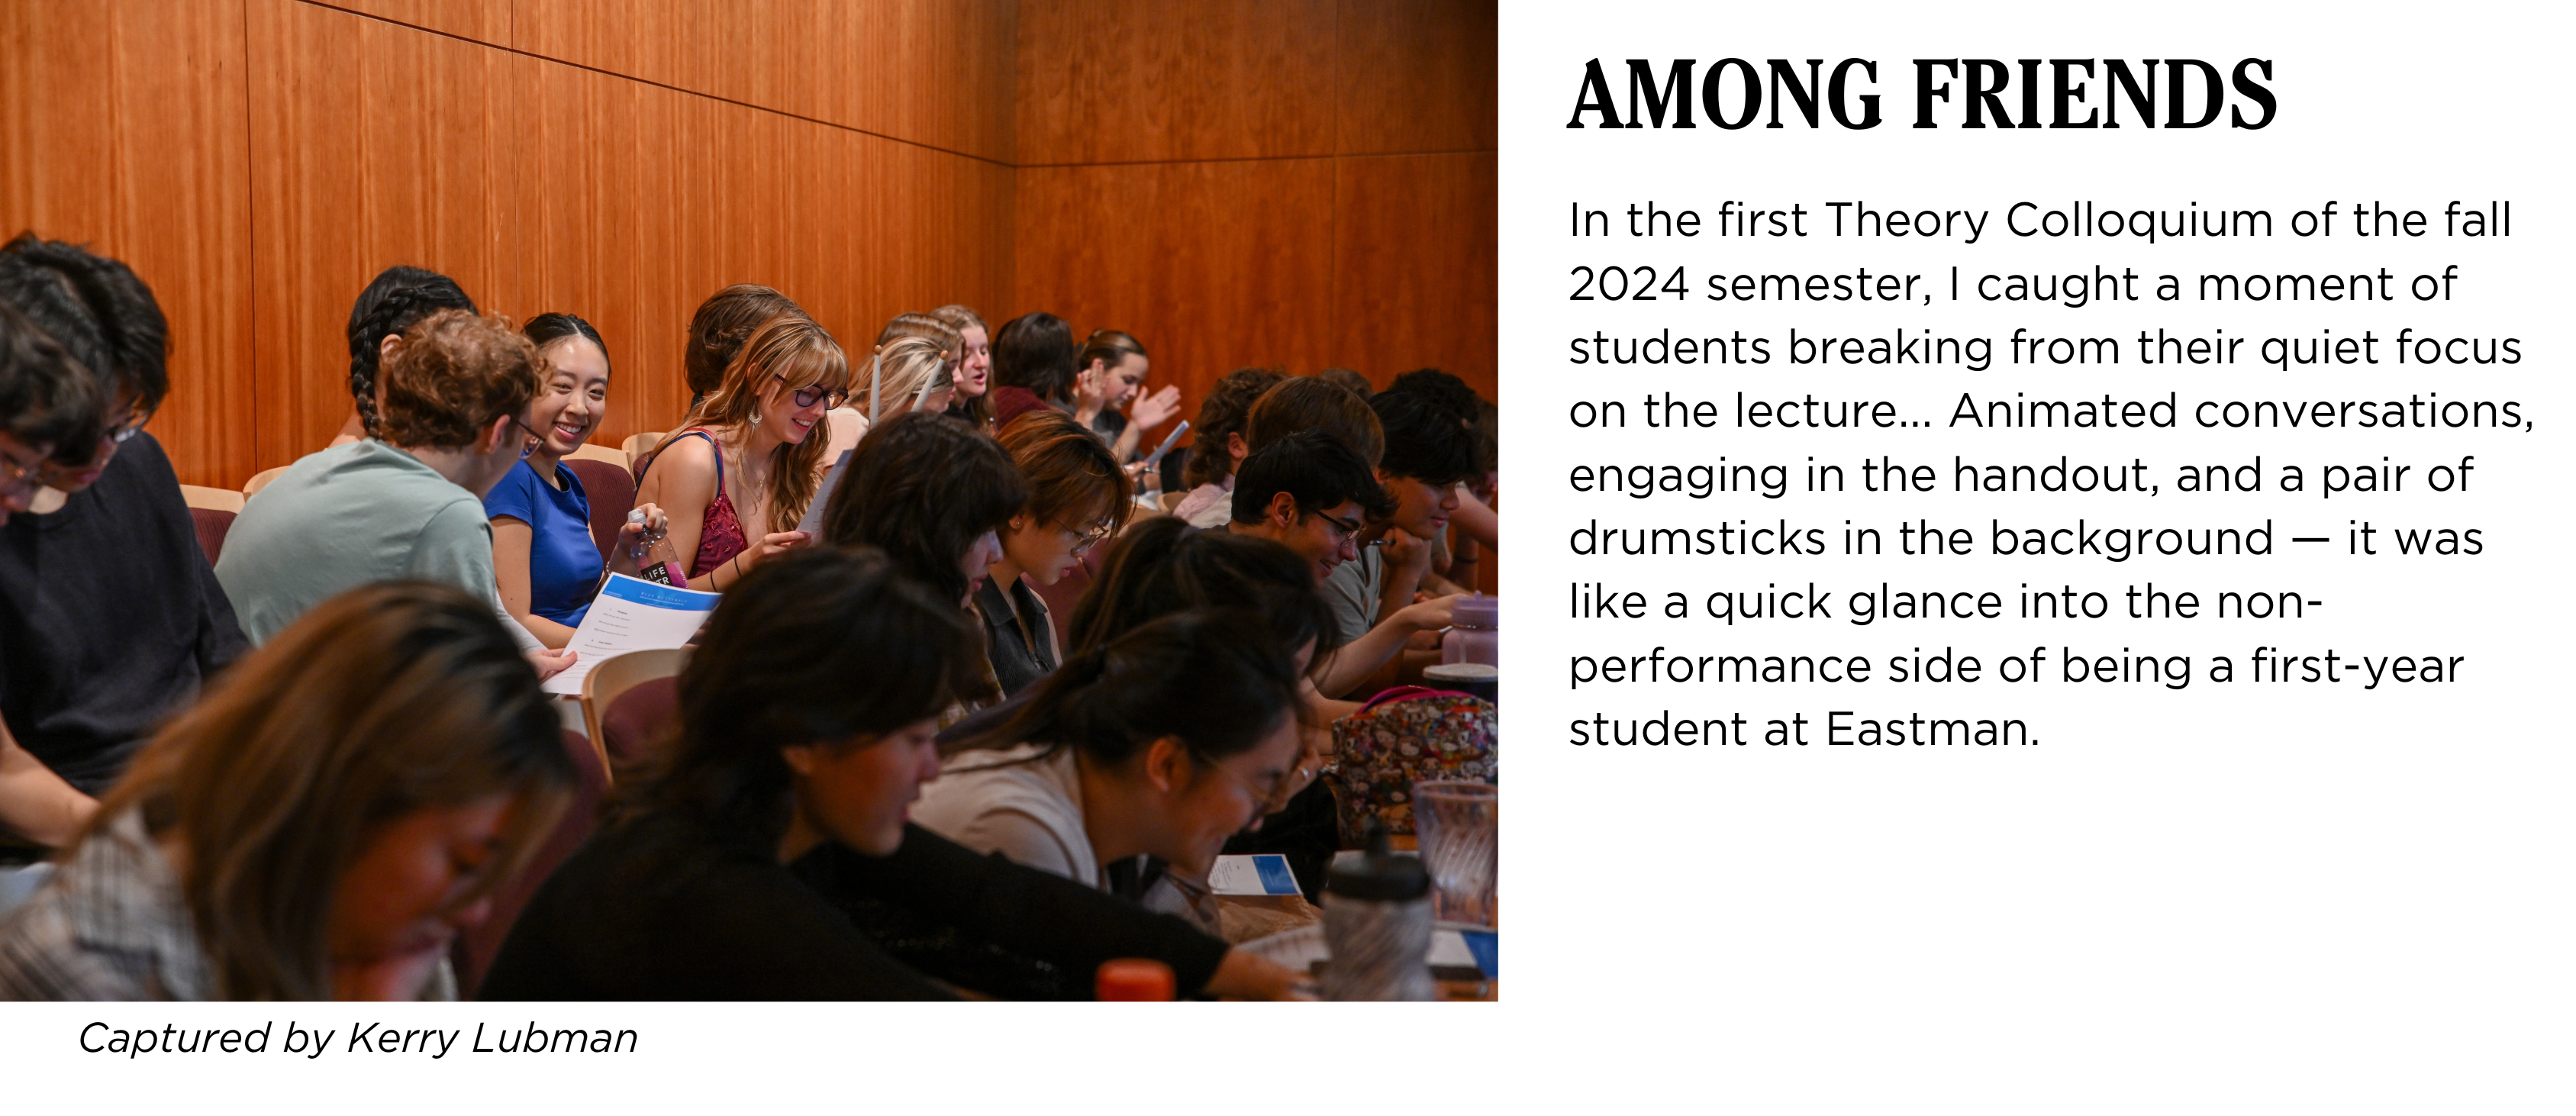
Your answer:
[291,0,1016,169]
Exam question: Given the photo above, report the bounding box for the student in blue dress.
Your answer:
[488,314,666,649]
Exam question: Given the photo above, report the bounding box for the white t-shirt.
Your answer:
[912,744,1101,888]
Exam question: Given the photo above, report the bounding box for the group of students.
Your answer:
[0,237,1499,1000]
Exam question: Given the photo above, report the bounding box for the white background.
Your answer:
[4,3,2568,1111]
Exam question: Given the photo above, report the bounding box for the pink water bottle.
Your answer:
[1443,594,1497,666]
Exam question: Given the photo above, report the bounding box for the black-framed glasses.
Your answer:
[1315,509,1364,545]
[106,405,154,445]
[507,415,543,459]
[775,373,847,410]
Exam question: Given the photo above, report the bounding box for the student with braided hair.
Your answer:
[326,266,477,447]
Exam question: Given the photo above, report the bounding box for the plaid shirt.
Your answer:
[0,808,210,1000]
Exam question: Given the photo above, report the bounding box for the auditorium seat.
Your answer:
[189,508,235,565]
[582,647,688,780]
[241,466,288,497]
[563,456,637,563]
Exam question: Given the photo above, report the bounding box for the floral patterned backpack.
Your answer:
[1326,687,1497,844]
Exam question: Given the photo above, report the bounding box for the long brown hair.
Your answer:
[81,582,572,1000]
[648,314,849,531]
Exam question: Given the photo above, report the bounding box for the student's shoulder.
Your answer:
[480,460,542,518]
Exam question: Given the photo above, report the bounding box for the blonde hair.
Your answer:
[653,315,850,531]
[853,335,952,417]
[875,312,962,360]
[82,582,572,1001]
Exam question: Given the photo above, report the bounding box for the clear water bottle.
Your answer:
[1443,593,1498,666]
[627,508,689,586]
[1322,824,1433,1001]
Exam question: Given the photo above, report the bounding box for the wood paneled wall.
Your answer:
[1011,0,1498,420]
[2,0,1493,489]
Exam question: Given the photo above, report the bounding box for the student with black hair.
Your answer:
[817,409,1027,608]
[0,237,248,849]
[1316,387,1481,698]
[487,314,670,647]
[0,298,105,850]
[481,547,1304,1000]
[1227,429,1392,585]
[328,266,478,447]
[916,612,1307,915]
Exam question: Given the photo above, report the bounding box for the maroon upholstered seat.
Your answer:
[564,456,637,563]
[452,727,608,998]
[600,675,680,775]
[189,507,234,565]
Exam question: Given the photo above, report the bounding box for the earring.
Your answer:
[749,411,762,427]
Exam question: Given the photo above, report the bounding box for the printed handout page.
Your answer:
[540,573,721,695]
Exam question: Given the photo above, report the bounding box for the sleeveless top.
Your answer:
[653,429,748,578]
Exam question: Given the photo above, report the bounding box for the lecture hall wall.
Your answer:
[0,0,1495,491]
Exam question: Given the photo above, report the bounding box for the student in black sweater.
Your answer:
[0,237,247,850]
[479,546,1304,1000]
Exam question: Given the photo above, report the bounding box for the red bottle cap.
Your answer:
[1095,958,1176,1001]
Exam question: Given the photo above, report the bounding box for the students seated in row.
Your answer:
[328,266,478,447]
[682,283,803,416]
[485,314,669,647]
[218,311,545,646]
[0,237,248,843]
[929,304,992,428]
[1171,366,1284,527]
[819,409,1025,609]
[632,315,846,591]
[1317,387,1480,697]
[987,311,1076,429]
[480,547,1301,1000]
[1069,328,1179,463]
[914,611,1306,922]
[0,302,105,850]
[0,582,579,1000]
[978,410,1130,698]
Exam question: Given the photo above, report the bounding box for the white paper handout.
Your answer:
[1209,853,1301,896]
[540,573,722,695]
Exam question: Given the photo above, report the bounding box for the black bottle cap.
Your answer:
[1325,820,1429,902]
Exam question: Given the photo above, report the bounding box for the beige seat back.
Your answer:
[578,647,691,782]
[179,484,246,513]
[241,466,289,497]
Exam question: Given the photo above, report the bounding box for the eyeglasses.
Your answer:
[507,415,543,459]
[105,405,154,445]
[775,374,847,410]
[1066,519,1117,555]
[1198,752,1290,812]
[1315,509,1365,545]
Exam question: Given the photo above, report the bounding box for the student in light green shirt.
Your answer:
[217,311,566,676]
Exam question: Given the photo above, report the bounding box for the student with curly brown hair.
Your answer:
[217,310,546,645]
